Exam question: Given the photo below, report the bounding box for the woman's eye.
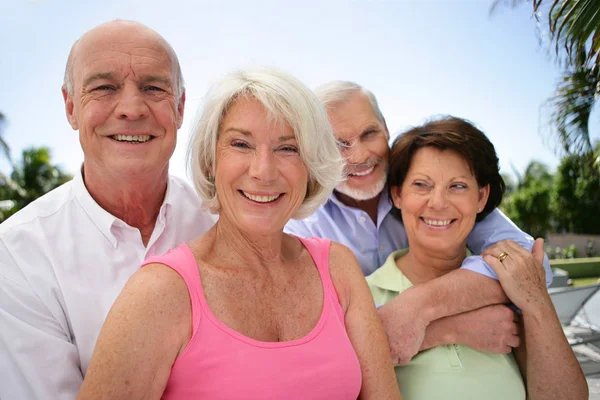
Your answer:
[451,183,468,190]
[231,140,251,149]
[279,146,299,153]
[413,181,428,188]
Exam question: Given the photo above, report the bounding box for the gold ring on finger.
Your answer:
[497,251,508,262]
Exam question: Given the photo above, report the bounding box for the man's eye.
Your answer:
[362,130,377,138]
[336,139,352,148]
[92,85,115,91]
[145,86,165,92]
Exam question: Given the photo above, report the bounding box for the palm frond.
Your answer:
[542,63,600,155]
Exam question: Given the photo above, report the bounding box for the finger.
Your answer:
[500,240,531,259]
[483,254,507,277]
[532,238,545,264]
[510,321,519,335]
[480,242,505,257]
[508,334,520,348]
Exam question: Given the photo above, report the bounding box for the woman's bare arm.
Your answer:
[483,239,587,400]
[329,242,402,400]
[77,264,191,400]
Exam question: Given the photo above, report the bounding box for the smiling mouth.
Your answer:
[421,217,455,227]
[348,165,376,177]
[240,190,283,203]
[110,134,153,143]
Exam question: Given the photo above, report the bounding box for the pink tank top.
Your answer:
[142,236,362,400]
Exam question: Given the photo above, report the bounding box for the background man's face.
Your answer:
[327,92,389,201]
[63,23,184,180]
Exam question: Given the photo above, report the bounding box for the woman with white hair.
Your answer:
[76,67,401,400]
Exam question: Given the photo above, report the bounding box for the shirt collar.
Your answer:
[72,165,174,248]
[367,249,410,293]
[368,248,473,293]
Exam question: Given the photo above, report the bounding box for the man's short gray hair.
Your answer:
[187,66,344,220]
[314,80,386,125]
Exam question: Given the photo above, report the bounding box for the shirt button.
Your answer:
[379,245,385,251]
[359,217,366,223]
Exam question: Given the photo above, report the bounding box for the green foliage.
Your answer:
[552,151,600,234]
[547,244,579,259]
[0,147,72,222]
[493,0,600,160]
[501,161,554,238]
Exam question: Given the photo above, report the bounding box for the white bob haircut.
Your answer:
[314,80,386,127]
[187,66,344,220]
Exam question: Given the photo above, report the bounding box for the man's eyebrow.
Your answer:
[143,75,172,86]
[83,73,113,87]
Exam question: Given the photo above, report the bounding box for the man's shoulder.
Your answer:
[0,180,76,236]
[285,198,336,236]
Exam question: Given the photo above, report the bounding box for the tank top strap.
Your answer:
[296,236,343,308]
[142,243,203,334]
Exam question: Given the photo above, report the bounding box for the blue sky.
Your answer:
[2,0,594,182]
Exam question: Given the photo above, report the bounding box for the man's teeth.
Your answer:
[113,134,152,143]
[423,218,452,227]
[349,166,375,177]
[242,191,281,203]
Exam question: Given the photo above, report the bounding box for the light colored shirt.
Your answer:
[367,249,526,399]
[286,190,552,283]
[0,170,216,400]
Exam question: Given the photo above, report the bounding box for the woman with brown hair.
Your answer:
[368,116,587,399]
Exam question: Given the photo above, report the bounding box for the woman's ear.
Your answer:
[390,185,402,209]
[478,184,490,213]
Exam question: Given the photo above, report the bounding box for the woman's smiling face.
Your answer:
[214,97,308,234]
[391,146,490,256]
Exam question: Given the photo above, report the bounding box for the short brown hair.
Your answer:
[388,116,505,222]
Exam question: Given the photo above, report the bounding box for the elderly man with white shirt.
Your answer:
[0,21,214,399]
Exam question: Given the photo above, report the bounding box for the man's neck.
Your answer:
[334,191,381,224]
[82,165,169,245]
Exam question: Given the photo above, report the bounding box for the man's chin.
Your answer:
[335,181,385,201]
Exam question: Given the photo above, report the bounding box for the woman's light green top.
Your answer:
[367,249,526,400]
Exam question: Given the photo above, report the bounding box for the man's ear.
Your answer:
[176,90,186,129]
[382,117,390,140]
[62,86,79,130]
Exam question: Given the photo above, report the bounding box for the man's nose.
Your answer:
[343,142,369,165]
[114,84,150,120]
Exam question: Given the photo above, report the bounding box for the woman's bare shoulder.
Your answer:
[118,264,191,324]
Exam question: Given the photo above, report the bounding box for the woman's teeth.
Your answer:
[423,218,452,227]
[241,191,281,203]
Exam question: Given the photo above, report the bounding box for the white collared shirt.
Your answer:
[0,170,216,400]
